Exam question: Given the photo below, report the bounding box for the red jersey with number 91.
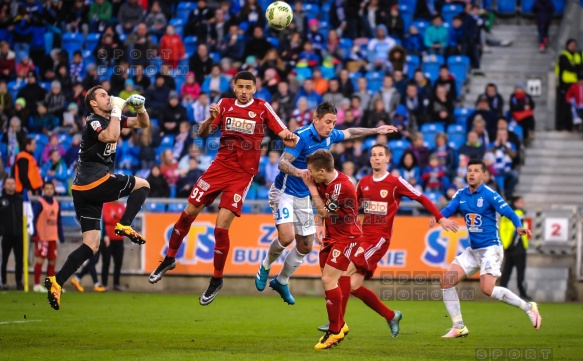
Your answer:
[357,173,424,239]
[316,171,363,245]
[210,98,286,175]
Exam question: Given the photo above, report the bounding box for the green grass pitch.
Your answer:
[1,292,582,360]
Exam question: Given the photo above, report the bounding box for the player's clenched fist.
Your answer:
[127,94,146,113]
[110,96,127,110]
[209,104,220,119]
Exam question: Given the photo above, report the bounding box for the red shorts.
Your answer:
[352,236,390,280]
[35,240,57,260]
[187,161,254,217]
[319,241,360,271]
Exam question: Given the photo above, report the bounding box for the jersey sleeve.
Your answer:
[87,118,109,140]
[263,101,287,134]
[120,115,129,129]
[440,189,462,218]
[331,129,346,143]
[356,180,364,207]
[396,177,423,200]
[490,191,522,229]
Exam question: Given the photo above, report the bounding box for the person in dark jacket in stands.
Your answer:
[478,83,505,118]
[146,165,170,198]
[160,91,187,135]
[144,75,172,119]
[532,0,554,52]
[16,71,46,117]
[459,131,486,160]
[0,177,24,290]
[189,43,213,85]
[555,39,580,131]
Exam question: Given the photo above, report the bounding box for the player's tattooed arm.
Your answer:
[342,125,399,140]
[278,152,303,177]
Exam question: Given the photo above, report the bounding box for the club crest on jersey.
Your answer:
[90,120,102,132]
[331,249,341,263]
[477,197,483,207]
[234,194,242,203]
[380,190,388,198]
[225,117,256,134]
[248,111,256,118]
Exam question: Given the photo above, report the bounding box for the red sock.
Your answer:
[47,263,55,277]
[324,287,343,334]
[213,228,230,278]
[167,212,195,258]
[338,276,351,319]
[34,263,42,285]
[352,286,395,322]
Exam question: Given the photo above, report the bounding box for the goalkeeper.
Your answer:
[45,86,151,311]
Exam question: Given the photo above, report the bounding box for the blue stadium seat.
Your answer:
[267,37,279,49]
[60,201,75,211]
[365,71,384,93]
[421,123,445,133]
[174,75,185,92]
[424,192,442,204]
[447,55,470,96]
[246,186,258,200]
[161,135,175,147]
[167,203,187,213]
[454,108,472,130]
[304,3,320,20]
[177,2,197,23]
[82,50,96,66]
[362,137,377,151]
[447,124,466,149]
[421,54,444,82]
[321,3,331,22]
[149,34,159,46]
[30,133,49,146]
[62,32,84,57]
[412,19,430,38]
[85,33,100,51]
[169,18,184,37]
[388,139,411,165]
[406,54,420,79]
[521,0,535,13]
[509,123,523,141]
[242,204,254,214]
[400,0,418,11]
[496,0,517,15]
[210,52,221,63]
[155,145,172,162]
[339,38,353,59]
[552,0,565,14]
[399,5,414,32]
[348,72,361,89]
[442,4,464,24]
[7,80,24,100]
[146,203,166,212]
[257,186,269,200]
[319,22,330,41]
[183,36,198,56]
[295,67,312,80]
[40,82,52,91]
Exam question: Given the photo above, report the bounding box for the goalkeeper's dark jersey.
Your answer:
[73,113,128,186]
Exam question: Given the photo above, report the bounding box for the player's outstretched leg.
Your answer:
[149,210,196,283]
[490,286,542,329]
[351,286,402,337]
[115,182,150,245]
[269,275,296,305]
[199,224,231,305]
[441,287,469,338]
[255,238,286,291]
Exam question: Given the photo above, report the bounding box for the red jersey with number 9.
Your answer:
[316,171,363,245]
[210,98,286,175]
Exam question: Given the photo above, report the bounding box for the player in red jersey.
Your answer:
[317,143,459,336]
[303,149,363,350]
[149,71,298,305]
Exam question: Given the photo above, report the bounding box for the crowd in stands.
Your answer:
[0,0,537,213]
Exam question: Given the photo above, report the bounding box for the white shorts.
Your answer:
[453,245,504,277]
[268,185,316,236]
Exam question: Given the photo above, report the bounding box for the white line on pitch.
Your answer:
[0,320,42,325]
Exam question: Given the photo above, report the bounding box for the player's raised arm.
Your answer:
[490,192,531,236]
[198,103,221,137]
[277,129,299,148]
[124,94,150,129]
[342,124,399,140]
[437,189,462,220]
[97,95,125,143]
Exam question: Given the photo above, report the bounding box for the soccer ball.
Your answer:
[265,1,293,30]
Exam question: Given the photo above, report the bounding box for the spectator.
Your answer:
[307,19,325,57]
[393,69,407,98]
[116,0,144,35]
[201,64,230,97]
[489,127,519,198]
[237,0,266,37]
[355,77,372,111]
[424,15,448,55]
[555,39,579,131]
[192,92,210,124]
[565,74,583,132]
[289,97,313,130]
[510,82,536,146]
[138,128,157,171]
[88,0,112,32]
[40,149,69,195]
[259,49,287,80]
[63,134,82,167]
[110,60,131,95]
[158,64,177,92]
[434,65,457,102]
[159,149,179,185]
[64,0,89,36]
[461,3,480,69]
[432,132,456,179]
[404,25,424,56]
[272,82,296,122]
[16,54,35,81]
[256,150,280,188]
[479,83,504,118]
[184,0,214,41]
[244,26,272,60]
[82,64,101,91]
[44,81,66,118]
[446,16,464,57]
[0,41,16,82]
[371,75,401,116]
[429,85,455,125]
[159,25,185,69]
[2,117,27,168]
[383,5,405,40]
[13,137,42,196]
[146,164,170,198]
[144,1,167,37]
[41,134,66,163]
[471,115,490,147]
[144,75,172,118]
[59,102,83,136]
[119,79,139,103]
[323,79,345,107]
[532,0,554,52]
[388,45,407,73]
[311,68,329,95]
[173,121,194,161]
[0,81,13,121]
[281,31,303,65]
[0,178,24,290]
[29,102,59,135]
[402,82,428,128]
[263,68,280,95]
[292,0,308,35]
[180,72,201,104]
[337,69,356,98]
[459,131,486,160]
[406,131,431,169]
[414,69,433,101]
[295,79,323,110]
[398,150,422,191]
[422,153,445,193]
[323,29,345,65]
[176,157,203,198]
[342,161,358,187]
[220,24,246,61]
[100,200,127,291]
[55,64,74,100]
[467,95,498,139]
[189,43,213,85]
[208,8,230,49]
[497,117,522,167]
[161,91,187,135]
[94,30,120,68]
[17,71,47,117]
[363,97,390,128]
[367,24,396,71]
[298,40,320,68]
[124,22,156,67]
[392,104,413,140]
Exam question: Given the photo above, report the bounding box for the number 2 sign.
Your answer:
[544,217,569,242]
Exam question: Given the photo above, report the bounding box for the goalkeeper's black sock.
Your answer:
[55,244,94,286]
[120,187,150,226]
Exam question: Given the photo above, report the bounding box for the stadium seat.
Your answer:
[304,3,320,20]
[7,80,24,100]
[388,139,411,165]
[62,32,84,57]
[496,0,517,15]
[246,186,258,200]
[421,123,445,133]
[177,2,197,23]
[267,37,279,49]
[447,55,470,95]
[521,0,535,13]
[82,50,96,66]
[242,204,254,214]
[399,5,414,32]
[30,133,49,147]
[348,72,361,89]
[412,19,430,38]
[167,203,187,213]
[509,123,524,141]
[169,18,184,37]
[146,203,166,212]
[442,4,464,24]
[454,108,472,130]
[295,67,312,80]
[400,0,418,11]
[60,201,75,211]
[424,192,442,204]
[406,55,420,79]
[447,124,466,149]
[85,33,100,52]
[257,186,269,200]
[183,36,198,56]
[210,52,221,63]
[161,135,175,147]
[321,3,331,22]
[421,54,444,82]
[362,137,377,151]
[552,0,565,14]
[365,71,384,93]
[155,145,172,162]
[339,38,353,59]
[174,75,186,92]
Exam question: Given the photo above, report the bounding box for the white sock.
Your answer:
[262,239,286,269]
[442,287,464,327]
[490,286,531,311]
[276,248,307,285]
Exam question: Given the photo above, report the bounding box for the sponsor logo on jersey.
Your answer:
[248,111,256,118]
[90,121,102,132]
[363,200,388,215]
[465,213,483,232]
[103,142,116,156]
[225,117,256,134]
[380,190,388,198]
[477,197,483,207]
[331,249,341,263]
[234,194,242,203]
[197,179,210,191]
